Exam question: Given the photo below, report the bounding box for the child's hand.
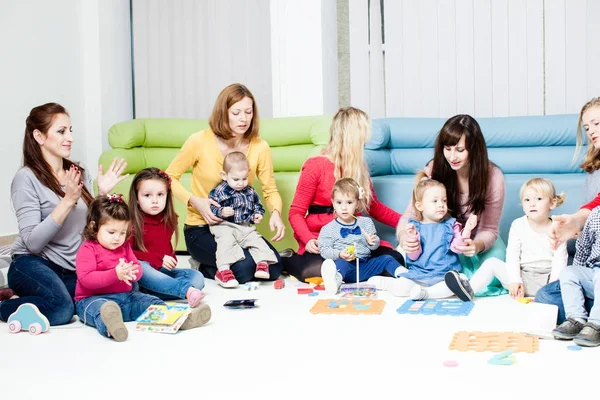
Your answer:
[508,283,524,299]
[339,249,355,262]
[253,213,263,224]
[221,207,235,217]
[115,259,134,285]
[365,232,378,246]
[406,223,417,237]
[162,255,177,271]
[462,214,478,239]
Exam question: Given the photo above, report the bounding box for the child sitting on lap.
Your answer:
[368,172,476,299]
[209,151,278,288]
[75,194,211,341]
[318,178,402,295]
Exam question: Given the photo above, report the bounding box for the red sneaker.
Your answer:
[255,262,270,279]
[215,270,239,288]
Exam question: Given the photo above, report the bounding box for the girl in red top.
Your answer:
[283,107,404,281]
[75,195,211,341]
[129,168,206,307]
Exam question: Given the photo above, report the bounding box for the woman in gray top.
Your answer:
[0,103,127,326]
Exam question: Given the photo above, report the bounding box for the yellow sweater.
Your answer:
[166,129,282,226]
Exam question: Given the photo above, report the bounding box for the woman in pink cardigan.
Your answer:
[395,114,506,297]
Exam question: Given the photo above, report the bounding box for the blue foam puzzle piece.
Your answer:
[328,301,339,309]
[308,292,319,297]
[567,345,582,351]
[7,303,50,333]
[396,299,474,316]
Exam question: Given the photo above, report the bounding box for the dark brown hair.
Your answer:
[128,168,178,252]
[83,195,131,241]
[223,151,250,173]
[431,114,491,223]
[209,83,259,141]
[23,103,93,206]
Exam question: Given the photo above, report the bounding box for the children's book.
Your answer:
[135,303,191,334]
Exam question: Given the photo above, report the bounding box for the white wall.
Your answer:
[350,0,600,117]
[0,0,133,236]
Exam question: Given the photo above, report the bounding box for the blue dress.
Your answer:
[398,218,462,286]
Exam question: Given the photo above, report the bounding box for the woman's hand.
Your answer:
[189,196,223,225]
[162,255,177,271]
[305,239,320,254]
[63,164,83,206]
[549,213,587,250]
[455,238,479,257]
[269,210,285,241]
[97,158,129,196]
[399,231,420,254]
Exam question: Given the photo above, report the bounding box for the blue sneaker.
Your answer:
[7,303,50,335]
[444,271,474,302]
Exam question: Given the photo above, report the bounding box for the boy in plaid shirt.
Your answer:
[208,152,277,288]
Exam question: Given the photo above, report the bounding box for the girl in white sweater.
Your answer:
[446,178,568,301]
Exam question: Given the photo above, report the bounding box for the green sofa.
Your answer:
[99,116,332,252]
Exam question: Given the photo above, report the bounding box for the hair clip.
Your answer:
[107,193,124,203]
[357,186,365,200]
[158,170,172,189]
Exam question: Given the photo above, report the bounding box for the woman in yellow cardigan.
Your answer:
[166,83,285,284]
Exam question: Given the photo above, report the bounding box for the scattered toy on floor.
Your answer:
[397,299,474,316]
[243,282,259,291]
[488,350,516,365]
[297,288,314,295]
[274,279,285,289]
[567,345,582,351]
[442,360,459,367]
[310,299,386,315]
[7,303,50,335]
[449,331,539,353]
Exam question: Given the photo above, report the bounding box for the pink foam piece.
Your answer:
[442,360,459,367]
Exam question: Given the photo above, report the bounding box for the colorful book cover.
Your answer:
[135,304,190,334]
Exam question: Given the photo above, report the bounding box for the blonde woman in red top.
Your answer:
[283,107,404,281]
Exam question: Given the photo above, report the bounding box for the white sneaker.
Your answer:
[321,259,342,295]
[409,285,427,300]
[367,276,409,297]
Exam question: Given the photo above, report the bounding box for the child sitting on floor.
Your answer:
[208,151,278,288]
[318,178,402,295]
[368,172,476,299]
[129,168,206,307]
[445,178,567,301]
[75,194,211,341]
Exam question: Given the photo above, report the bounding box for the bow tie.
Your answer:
[340,225,361,238]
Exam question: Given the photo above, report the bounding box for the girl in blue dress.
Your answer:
[369,171,476,299]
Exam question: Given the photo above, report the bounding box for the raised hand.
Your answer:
[97,158,129,195]
[63,164,83,205]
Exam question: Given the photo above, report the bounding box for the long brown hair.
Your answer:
[83,195,131,241]
[209,83,259,141]
[23,103,93,206]
[431,114,490,223]
[128,168,178,252]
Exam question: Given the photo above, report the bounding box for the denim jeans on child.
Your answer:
[535,280,594,324]
[560,265,600,325]
[138,261,205,300]
[334,254,399,283]
[0,254,76,325]
[75,291,163,338]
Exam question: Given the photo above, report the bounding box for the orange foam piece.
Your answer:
[449,331,539,353]
[309,299,386,315]
[305,277,324,285]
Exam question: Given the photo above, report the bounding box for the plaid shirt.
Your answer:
[209,181,265,224]
[574,207,600,269]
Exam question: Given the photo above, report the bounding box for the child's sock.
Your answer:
[367,276,415,297]
[255,261,270,279]
[422,280,454,299]
[100,301,128,342]
[186,287,205,308]
[180,303,211,330]
[394,265,408,278]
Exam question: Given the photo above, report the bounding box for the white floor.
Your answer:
[1,258,598,399]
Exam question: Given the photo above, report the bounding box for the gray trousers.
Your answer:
[209,221,278,268]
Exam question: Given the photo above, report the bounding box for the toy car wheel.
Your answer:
[8,320,21,333]
[29,323,42,335]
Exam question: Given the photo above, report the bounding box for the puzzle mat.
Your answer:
[449,331,539,353]
[309,299,386,315]
[396,299,474,316]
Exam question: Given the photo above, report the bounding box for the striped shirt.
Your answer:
[318,216,380,260]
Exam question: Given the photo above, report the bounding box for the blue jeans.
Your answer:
[138,261,205,300]
[560,265,600,325]
[335,255,399,283]
[0,255,75,325]
[185,225,283,284]
[535,280,594,324]
[75,291,163,338]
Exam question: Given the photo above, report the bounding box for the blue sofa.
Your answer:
[366,114,586,245]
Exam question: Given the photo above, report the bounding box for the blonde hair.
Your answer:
[323,107,373,209]
[573,97,600,172]
[223,151,249,173]
[519,178,566,207]
[332,178,367,213]
[412,170,448,221]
